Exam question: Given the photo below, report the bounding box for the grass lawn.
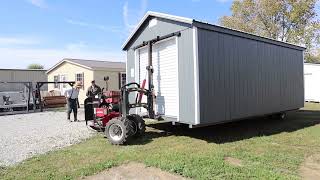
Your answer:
[1,103,320,179]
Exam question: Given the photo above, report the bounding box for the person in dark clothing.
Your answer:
[86,80,102,98]
[65,81,82,122]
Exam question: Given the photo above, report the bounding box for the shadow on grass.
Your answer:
[130,110,320,145]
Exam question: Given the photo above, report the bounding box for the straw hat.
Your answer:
[75,81,83,88]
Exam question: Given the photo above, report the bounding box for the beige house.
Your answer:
[46,58,126,104]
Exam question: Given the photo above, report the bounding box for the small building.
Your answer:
[46,58,126,103]
[304,63,320,102]
[0,68,47,92]
[122,11,305,127]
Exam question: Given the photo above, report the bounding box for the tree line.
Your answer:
[220,0,319,63]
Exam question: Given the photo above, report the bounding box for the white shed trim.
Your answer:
[122,11,193,50]
[193,26,200,125]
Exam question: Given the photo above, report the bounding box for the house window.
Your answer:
[60,75,68,88]
[75,73,84,89]
[54,75,60,88]
[119,72,126,88]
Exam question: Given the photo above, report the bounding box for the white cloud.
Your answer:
[0,47,124,69]
[65,19,122,33]
[26,0,47,8]
[122,0,148,34]
[0,37,40,46]
[65,41,88,51]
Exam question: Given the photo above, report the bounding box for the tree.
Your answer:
[220,0,320,62]
[27,63,44,69]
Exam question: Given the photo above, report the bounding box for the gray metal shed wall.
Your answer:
[197,28,304,125]
[0,70,47,92]
[126,17,195,124]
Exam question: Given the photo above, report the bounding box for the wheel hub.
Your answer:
[109,124,123,141]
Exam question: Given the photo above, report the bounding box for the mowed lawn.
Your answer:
[1,103,320,179]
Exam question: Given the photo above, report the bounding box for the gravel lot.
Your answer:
[0,109,96,166]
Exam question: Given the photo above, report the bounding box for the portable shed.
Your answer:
[123,11,305,127]
[304,63,320,102]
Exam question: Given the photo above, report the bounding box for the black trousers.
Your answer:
[67,98,78,120]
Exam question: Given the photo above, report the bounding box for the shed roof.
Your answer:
[122,11,306,51]
[46,58,125,74]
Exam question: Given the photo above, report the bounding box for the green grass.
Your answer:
[1,103,320,180]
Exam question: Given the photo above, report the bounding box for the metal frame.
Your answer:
[0,81,34,115]
[36,81,75,112]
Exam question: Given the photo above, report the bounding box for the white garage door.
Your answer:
[136,37,179,118]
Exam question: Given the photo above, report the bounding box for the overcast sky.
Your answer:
[0,0,234,69]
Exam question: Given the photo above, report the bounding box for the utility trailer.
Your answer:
[122,12,305,128]
[0,82,34,115]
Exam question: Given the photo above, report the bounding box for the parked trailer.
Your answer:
[0,82,34,115]
[122,12,305,128]
[304,63,320,103]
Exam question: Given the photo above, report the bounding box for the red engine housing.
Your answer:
[103,91,120,104]
[94,108,120,127]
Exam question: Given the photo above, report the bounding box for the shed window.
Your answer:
[54,75,60,88]
[75,73,84,89]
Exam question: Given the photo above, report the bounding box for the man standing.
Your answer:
[86,80,102,98]
[65,81,82,122]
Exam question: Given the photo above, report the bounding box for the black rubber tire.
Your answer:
[105,117,134,145]
[99,103,109,108]
[271,112,286,120]
[127,114,146,137]
[278,112,286,120]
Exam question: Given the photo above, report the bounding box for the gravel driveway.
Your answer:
[0,109,96,166]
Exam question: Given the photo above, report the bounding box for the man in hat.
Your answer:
[86,80,102,98]
[64,81,82,122]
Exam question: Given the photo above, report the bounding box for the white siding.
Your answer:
[153,38,179,118]
[304,63,320,102]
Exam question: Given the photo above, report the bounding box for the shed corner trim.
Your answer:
[193,26,200,125]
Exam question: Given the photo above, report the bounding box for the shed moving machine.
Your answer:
[84,34,171,145]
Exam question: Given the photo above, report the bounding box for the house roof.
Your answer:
[122,11,305,51]
[46,58,125,74]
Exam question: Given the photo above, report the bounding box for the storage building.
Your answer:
[304,63,320,102]
[0,68,47,92]
[122,12,305,127]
